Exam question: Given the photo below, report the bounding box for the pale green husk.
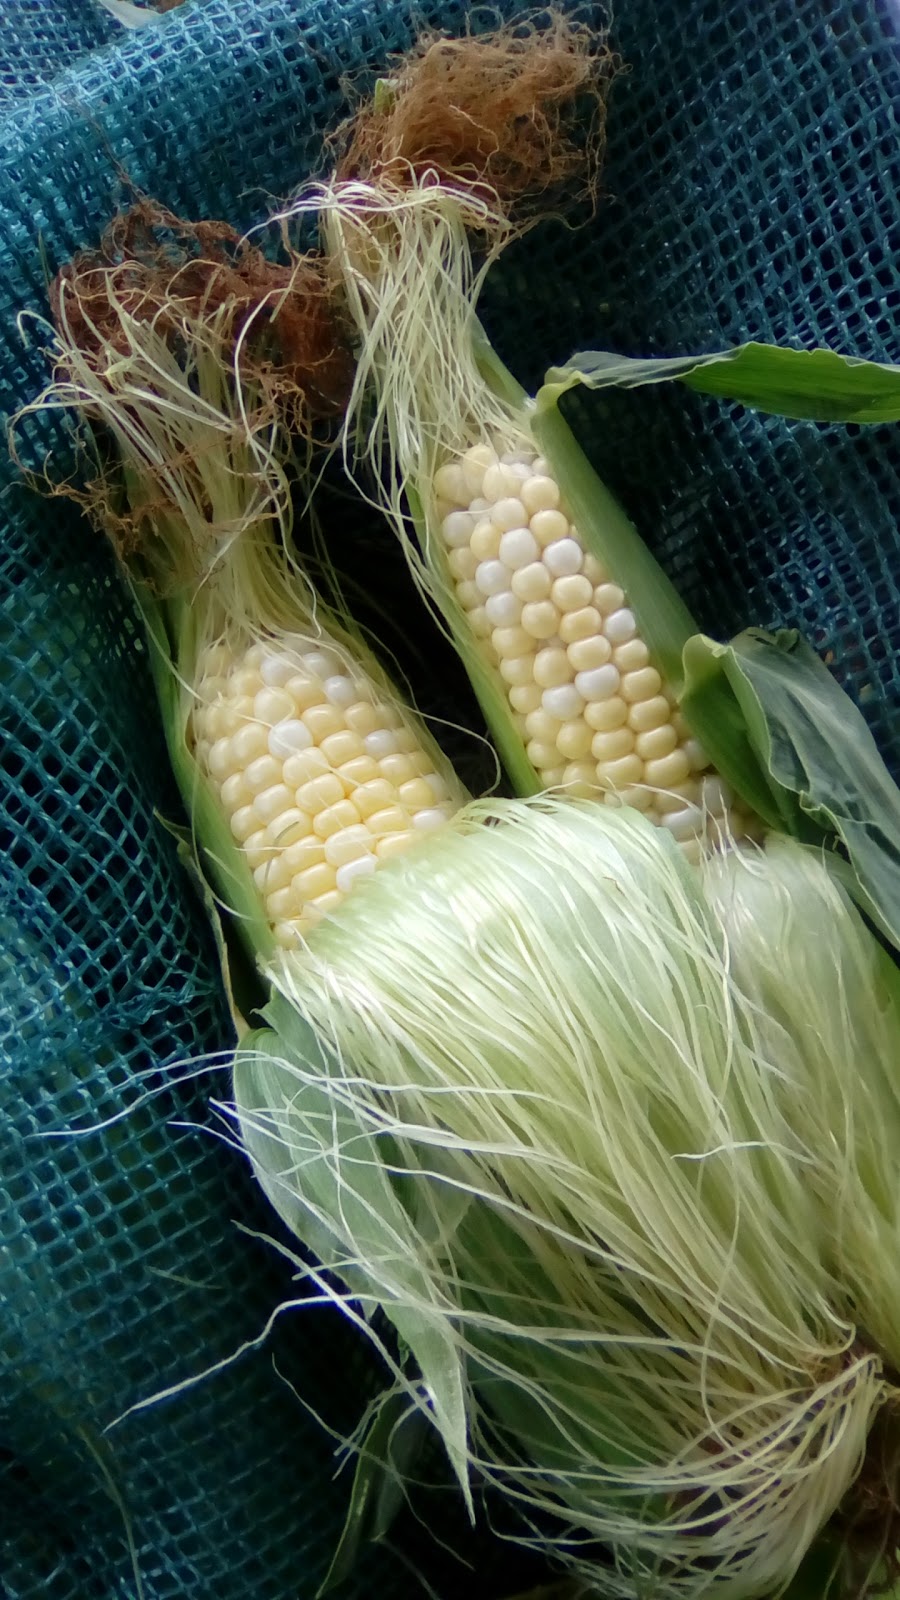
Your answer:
[234,797,900,1599]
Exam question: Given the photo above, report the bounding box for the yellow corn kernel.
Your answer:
[253,784,294,824]
[596,754,643,790]
[521,601,559,640]
[621,667,663,704]
[530,509,569,547]
[558,607,602,645]
[566,635,611,672]
[593,583,626,616]
[379,754,417,787]
[635,724,678,763]
[324,825,375,867]
[293,862,338,901]
[313,799,361,840]
[354,779,397,818]
[627,695,671,734]
[555,720,593,761]
[612,639,651,674]
[398,778,438,811]
[320,730,365,768]
[584,697,628,732]
[343,700,381,736]
[242,829,274,871]
[366,806,410,836]
[220,772,252,811]
[338,755,382,789]
[297,772,345,814]
[231,722,269,766]
[645,749,691,790]
[526,739,559,771]
[267,885,301,920]
[267,808,312,847]
[533,647,571,689]
[303,704,345,744]
[592,727,635,763]
[254,687,295,725]
[230,805,258,842]
[375,831,416,861]
[282,748,331,788]
[551,575,593,613]
[561,761,600,796]
[244,754,282,793]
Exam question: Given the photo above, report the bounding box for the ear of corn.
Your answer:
[23,219,467,962]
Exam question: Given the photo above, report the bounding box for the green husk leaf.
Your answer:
[233,992,472,1510]
[318,1386,430,1595]
[528,399,697,699]
[540,342,900,423]
[682,627,900,951]
[132,581,275,966]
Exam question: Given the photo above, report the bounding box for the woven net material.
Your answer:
[2,1,900,1596]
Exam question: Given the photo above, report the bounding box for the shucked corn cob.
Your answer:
[192,633,457,944]
[432,440,744,857]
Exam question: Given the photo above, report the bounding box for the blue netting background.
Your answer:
[2,1,900,1596]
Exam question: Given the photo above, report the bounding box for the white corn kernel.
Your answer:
[700,775,733,815]
[575,665,620,701]
[543,684,584,721]
[543,539,583,578]
[490,497,528,533]
[685,737,710,772]
[662,805,705,842]
[336,855,378,894]
[475,559,510,597]
[260,652,295,688]
[484,590,523,627]
[323,674,357,708]
[412,806,449,831]
[268,719,314,758]
[604,608,638,645]
[364,729,399,759]
[499,527,540,569]
[442,511,475,547]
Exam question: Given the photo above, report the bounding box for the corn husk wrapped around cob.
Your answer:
[270,17,763,860]
[240,798,900,1600]
[16,205,468,955]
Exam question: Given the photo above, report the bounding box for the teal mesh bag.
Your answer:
[3,1,900,1597]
